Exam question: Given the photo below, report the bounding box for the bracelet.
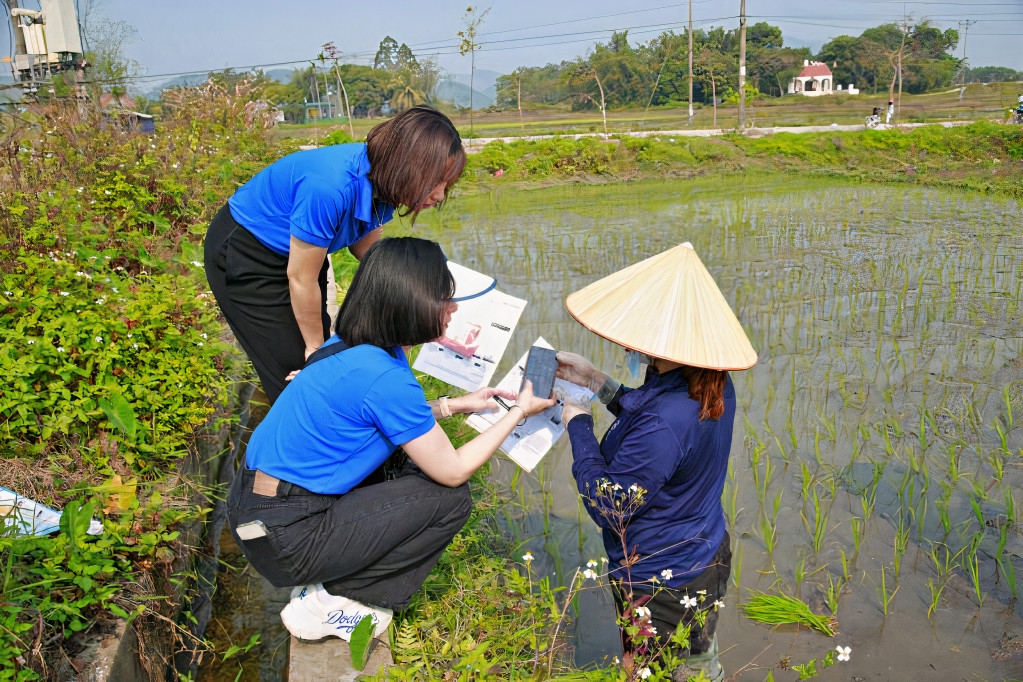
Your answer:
[438,396,452,418]
[596,376,622,405]
[510,404,527,427]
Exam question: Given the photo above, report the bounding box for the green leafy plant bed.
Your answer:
[0,85,277,679]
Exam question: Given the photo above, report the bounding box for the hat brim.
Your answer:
[448,261,496,301]
[564,242,758,371]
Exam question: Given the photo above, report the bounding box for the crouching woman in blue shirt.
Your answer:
[226,237,555,641]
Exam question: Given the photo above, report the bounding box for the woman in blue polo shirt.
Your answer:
[226,237,556,642]
[204,106,465,403]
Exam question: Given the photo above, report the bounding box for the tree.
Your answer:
[458,5,491,137]
[82,17,143,98]
[373,36,399,71]
[563,60,608,137]
[389,65,426,112]
[968,65,1022,83]
[395,44,419,71]
[496,66,529,124]
[318,42,355,136]
[264,70,309,123]
[748,22,783,49]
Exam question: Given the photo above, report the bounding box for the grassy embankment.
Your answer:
[277,80,1021,140]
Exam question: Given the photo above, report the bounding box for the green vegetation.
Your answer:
[463,120,1023,197]
[0,88,282,680]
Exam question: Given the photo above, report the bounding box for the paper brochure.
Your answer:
[413,286,527,392]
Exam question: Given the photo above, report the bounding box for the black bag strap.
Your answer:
[303,338,350,367]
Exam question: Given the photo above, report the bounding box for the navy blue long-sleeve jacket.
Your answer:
[567,367,735,588]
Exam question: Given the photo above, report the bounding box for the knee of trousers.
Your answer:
[443,483,473,529]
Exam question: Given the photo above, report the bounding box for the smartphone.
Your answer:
[520,346,558,399]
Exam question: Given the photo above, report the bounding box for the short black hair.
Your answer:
[334,237,455,349]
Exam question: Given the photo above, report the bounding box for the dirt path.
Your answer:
[462,120,977,152]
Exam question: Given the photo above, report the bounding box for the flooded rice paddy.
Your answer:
[204,176,1022,680]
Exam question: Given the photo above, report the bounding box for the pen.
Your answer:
[494,396,514,411]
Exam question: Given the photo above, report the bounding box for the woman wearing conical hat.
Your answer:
[556,242,757,681]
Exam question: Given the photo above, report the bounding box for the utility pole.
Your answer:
[958,19,976,90]
[738,0,747,129]
[687,0,693,122]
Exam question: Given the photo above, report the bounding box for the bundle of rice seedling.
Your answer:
[741,591,836,636]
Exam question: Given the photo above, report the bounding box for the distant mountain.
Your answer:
[445,68,502,96]
[142,73,211,99]
[786,34,825,55]
[142,67,298,99]
[434,78,494,109]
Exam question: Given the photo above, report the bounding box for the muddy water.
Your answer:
[202,176,1023,680]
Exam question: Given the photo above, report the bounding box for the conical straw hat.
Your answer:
[565,242,757,370]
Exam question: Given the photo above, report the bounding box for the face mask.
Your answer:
[625,349,646,379]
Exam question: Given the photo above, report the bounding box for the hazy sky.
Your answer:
[3,0,1021,87]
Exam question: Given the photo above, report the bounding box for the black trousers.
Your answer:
[203,204,331,404]
[227,463,472,611]
[612,532,731,656]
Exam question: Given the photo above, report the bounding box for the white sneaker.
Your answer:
[280,584,392,641]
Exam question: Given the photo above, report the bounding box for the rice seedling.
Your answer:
[850,517,863,558]
[996,554,1018,600]
[965,533,985,605]
[742,591,835,637]
[878,566,899,616]
[926,577,945,618]
[800,486,830,554]
[1002,384,1015,430]
[724,462,740,531]
[759,491,783,554]
[893,518,910,578]
[826,572,840,614]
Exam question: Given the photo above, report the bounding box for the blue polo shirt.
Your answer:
[227,144,395,256]
[244,339,435,494]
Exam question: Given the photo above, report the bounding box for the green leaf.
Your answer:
[349,615,375,670]
[98,391,137,441]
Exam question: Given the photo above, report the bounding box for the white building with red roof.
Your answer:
[787,60,860,96]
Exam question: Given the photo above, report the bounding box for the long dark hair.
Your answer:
[366,106,466,223]
[680,366,727,420]
[334,237,455,349]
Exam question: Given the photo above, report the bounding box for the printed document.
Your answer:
[414,286,527,392]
